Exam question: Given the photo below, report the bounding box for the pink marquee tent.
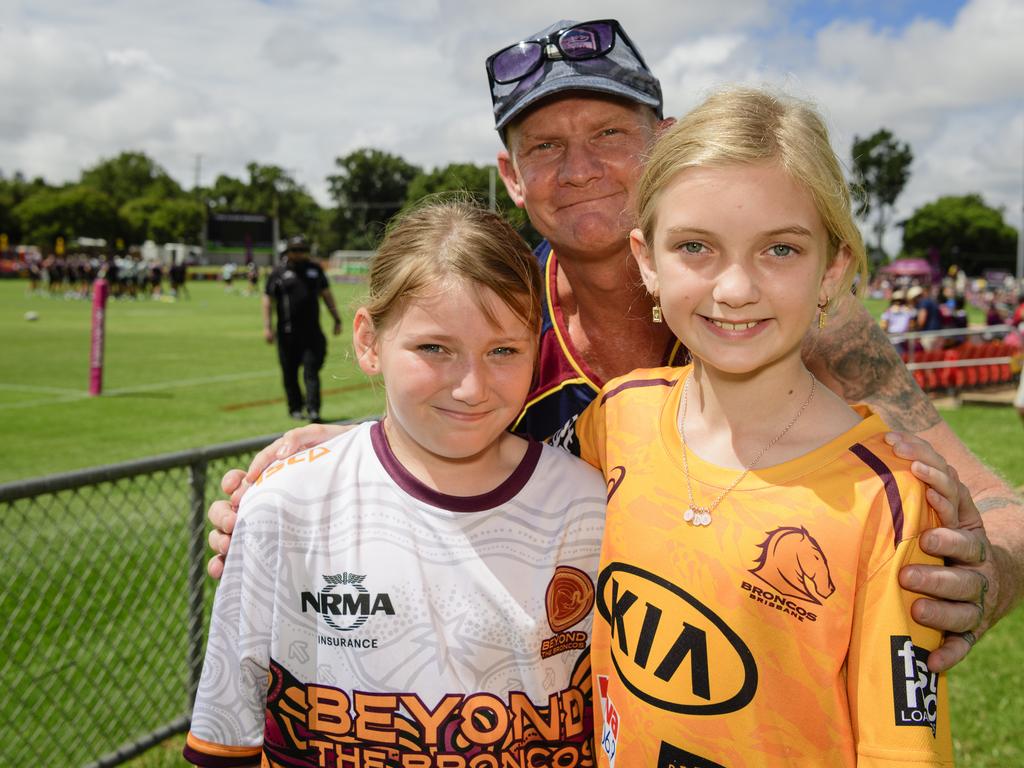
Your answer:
[880,258,937,279]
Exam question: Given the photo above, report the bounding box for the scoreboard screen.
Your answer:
[207,213,273,247]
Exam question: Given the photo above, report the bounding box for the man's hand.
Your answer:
[264,328,275,344]
[333,318,343,336]
[206,469,247,579]
[887,431,995,672]
[205,422,354,579]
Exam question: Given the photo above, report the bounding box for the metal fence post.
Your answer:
[187,459,208,708]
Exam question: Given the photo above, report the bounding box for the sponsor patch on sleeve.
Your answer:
[890,635,938,736]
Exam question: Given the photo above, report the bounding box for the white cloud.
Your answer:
[0,0,1019,256]
[653,0,1024,252]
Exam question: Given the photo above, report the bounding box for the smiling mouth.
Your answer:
[560,192,622,209]
[705,318,761,331]
[437,408,491,420]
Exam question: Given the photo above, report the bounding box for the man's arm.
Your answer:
[261,295,274,343]
[321,288,343,336]
[206,423,355,578]
[803,296,1024,669]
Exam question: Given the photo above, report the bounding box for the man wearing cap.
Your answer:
[213,18,1021,675]
[263,235,342,422]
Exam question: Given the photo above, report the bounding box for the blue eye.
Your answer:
[417,344,443,354]
[769,244,794,257]
[681,242,704,254]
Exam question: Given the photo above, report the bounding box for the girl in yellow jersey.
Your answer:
[559,88,956,767]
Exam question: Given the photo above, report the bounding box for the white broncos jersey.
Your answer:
[186,421,607,768]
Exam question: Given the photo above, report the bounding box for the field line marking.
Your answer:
[0,394,89,411]
[103,369,279,396]
[222,380,374,411]
[0,383,87,396]
[0,370,280,410]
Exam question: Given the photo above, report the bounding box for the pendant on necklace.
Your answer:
[684,507,712,527]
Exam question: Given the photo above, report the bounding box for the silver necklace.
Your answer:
[679,372,816,527]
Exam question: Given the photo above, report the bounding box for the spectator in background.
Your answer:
[910,284,942,349]
[1012,293,1024,329]
[986,300,1004,327]
[263,235,343,422]
[880,290,914,354]
[945,294,970,348]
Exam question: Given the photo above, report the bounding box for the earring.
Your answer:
[652,303,663,324]
[817,298,829,329]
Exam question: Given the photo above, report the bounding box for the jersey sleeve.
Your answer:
[546,397,607,472]
[316,263,329,293]
[847,477,954,767]
[184,496,279,767]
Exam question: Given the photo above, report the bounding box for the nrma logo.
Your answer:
[300,572,395,632]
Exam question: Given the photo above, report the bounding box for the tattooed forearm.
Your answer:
[977,496,1024,515]
[803,297,941,432]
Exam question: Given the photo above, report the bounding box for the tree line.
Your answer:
[0,149,534,256]
[0,130,1017,273]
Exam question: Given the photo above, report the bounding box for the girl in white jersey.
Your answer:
[185,199,608,768]
[566,89,958,766]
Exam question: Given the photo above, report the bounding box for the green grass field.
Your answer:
[2,279,1022,767]
[1,279,385,483]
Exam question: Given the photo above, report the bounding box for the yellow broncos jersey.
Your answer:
[566,365,953,768]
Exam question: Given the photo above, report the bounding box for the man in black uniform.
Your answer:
[263,236,342,422]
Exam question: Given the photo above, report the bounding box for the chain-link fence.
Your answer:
[0,430,322,767]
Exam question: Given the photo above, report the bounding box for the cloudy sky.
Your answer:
[1,0,1021,252]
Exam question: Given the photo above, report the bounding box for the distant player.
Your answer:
[184,200,607,767]
[245,260,258,296]
[169,259,189,300]
[221,261,236,292]
[560,88,956,766]
[262,236,342,422]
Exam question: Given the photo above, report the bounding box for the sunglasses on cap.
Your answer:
[486,19,651,86]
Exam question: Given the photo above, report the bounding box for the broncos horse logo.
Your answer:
[749,526,835,605]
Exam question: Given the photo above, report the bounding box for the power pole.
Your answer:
[195,155,206,260]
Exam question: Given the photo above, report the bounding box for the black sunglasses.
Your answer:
[486,19,650,86]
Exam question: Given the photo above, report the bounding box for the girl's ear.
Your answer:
[352,308,381,375]
[821,242,852,305]
[630,228,659,298]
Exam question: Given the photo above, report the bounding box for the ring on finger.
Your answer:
[978,539,987,563]
[959,630,978,648]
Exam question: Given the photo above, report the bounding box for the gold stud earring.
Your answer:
[817,298,829,329]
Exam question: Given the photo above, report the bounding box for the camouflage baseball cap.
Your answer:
[486,19,663,135]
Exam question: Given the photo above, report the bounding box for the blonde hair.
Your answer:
[364,195,542,333]
[636,87,867,297]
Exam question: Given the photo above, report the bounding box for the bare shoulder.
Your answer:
[801,295,941,434]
